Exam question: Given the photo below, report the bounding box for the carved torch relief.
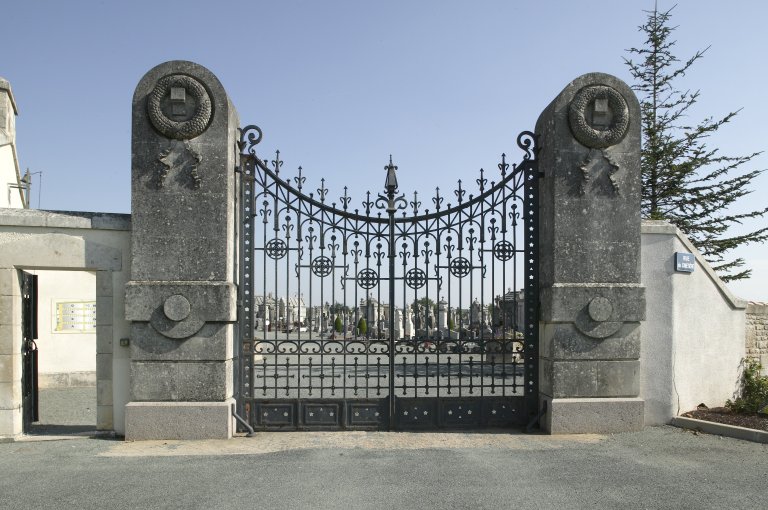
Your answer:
[567,84,637,340]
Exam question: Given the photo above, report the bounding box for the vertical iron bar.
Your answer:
[388,204,396,430]
[237,158,256,425]
[524,155,540,421]
[236,159,245,420]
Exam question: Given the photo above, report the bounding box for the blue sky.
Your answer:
[3,0,767,300]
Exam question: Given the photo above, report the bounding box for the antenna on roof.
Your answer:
[21,169,43,209]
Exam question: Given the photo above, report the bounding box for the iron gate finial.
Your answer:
[384,154,399,195]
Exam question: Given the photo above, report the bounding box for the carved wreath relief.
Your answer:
[147,74,211,189]
[148,74,212,140]
[568,85,629,149]
[568,85,629,196]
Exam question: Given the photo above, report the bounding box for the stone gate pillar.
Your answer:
[536,73,645,433]
[124,61,239,440]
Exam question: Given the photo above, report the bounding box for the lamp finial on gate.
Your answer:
[377,155,407,213]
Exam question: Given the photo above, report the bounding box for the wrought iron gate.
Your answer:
[237,126,539,431]
[21,271,39,432]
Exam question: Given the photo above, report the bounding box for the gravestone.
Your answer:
[536,73,646,433]
[124,61,239,440]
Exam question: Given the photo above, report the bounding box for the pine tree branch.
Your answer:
[627,5,766,281]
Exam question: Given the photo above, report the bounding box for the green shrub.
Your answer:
[357,318,367,335]
[334,315,343,333]
[726,358,768,414]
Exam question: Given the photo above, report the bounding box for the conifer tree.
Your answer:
[624,6,767,281]
[334,315,343,334]
[357,317,367,336]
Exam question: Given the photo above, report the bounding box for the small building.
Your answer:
[495,289,525,333]
[0,77,28,208]
[1,78,98,389]
[253,294,306,330]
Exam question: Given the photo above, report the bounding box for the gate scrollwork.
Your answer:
[236,126,539,431]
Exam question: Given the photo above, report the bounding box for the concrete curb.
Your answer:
[0,430,107,443]
[671,416,768,444]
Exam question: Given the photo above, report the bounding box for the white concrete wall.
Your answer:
[0,80,25,209]
[33,269,97,387]
[0,146,25,209]
[641,221,746,425]
[0,209,130,438]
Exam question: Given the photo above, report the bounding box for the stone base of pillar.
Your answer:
[125,399,234,440]
[541,396,644,434]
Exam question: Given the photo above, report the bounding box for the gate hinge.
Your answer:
[234,164,255,182]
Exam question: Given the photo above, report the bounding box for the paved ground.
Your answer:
[26,387,96,436]
[3,388,766,509]
[251,346,524,399]
[2,426,766,509]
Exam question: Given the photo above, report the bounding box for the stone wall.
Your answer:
[746,302,768,375]
[0,208,131,438]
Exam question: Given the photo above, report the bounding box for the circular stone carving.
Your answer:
[164,294,191,322]
[356,268,379,289]
[311,256,334,278]
[266,239,287,260]
[148,74,213,140]
[405,268,427,290]
[568,85,629,149]
[449,257,472,278]
[493,240,515,261]
[588,296,613,322]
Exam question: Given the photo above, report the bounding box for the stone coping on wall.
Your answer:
[671,416,768,444]
[0,208,131,231]
[641,220,746,311]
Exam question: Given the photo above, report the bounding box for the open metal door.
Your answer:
[21,271,39,432]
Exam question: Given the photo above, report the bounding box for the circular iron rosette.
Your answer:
[405,268,428,290]
[311,256,334,278]
[493,240,515,262]
[449,257,472,278]
[356,268,379,290]
[265,239,288,260]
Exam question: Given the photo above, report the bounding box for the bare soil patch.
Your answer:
[681,407,768,432]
